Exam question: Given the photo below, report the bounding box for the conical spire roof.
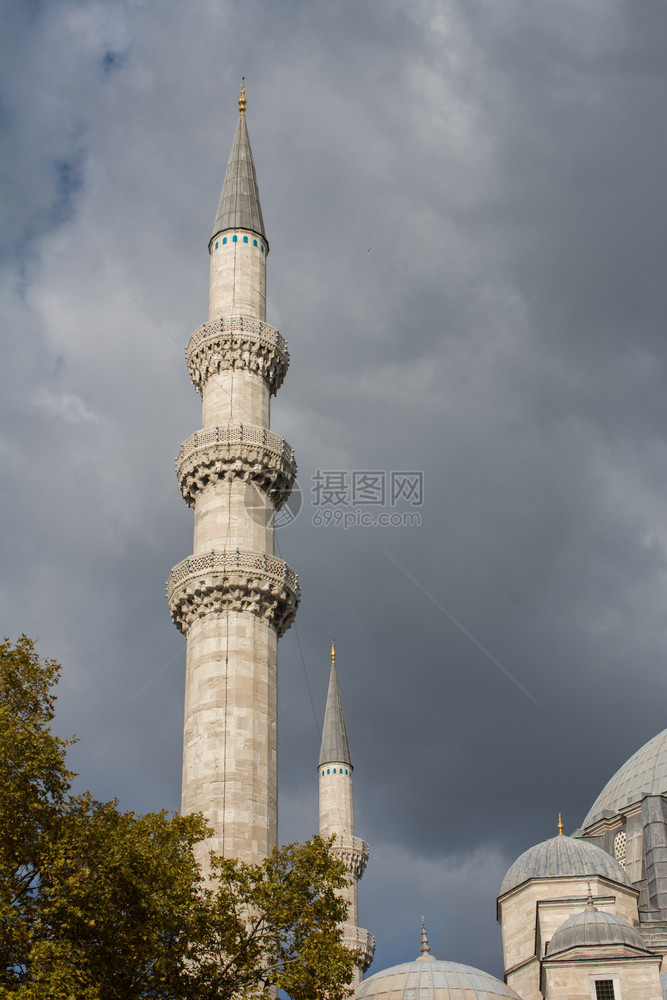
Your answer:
[319,645,352,768]
[211,101,267,245]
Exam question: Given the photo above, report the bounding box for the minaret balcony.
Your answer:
[331,834,370,879]
[340,924,375,970]
[176,424,296,508]
[167,549,299,638]
[187,316,289,395]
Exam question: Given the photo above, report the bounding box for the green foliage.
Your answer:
[0,637,356,999]
[187,841,355,1000]
[0,635,74,983]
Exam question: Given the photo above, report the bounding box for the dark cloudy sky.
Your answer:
[2,0,667,981]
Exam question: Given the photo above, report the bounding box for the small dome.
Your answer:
[547,904,648,956]
[582,729,667,828]
[500,835,630,896]
[354,958,521,1000]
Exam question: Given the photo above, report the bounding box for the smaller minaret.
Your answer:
[318,642,375,984]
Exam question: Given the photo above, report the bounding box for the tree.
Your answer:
[0,635,74,982]
[185,841,355,1000]
[0,637,356,999]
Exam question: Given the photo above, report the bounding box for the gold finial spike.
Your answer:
[558,813,564,836]
[239,78,246,116]
[331,640,336,667]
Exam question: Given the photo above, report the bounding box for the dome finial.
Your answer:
[420,916,430,955]
[557,812,564,836]
[239,78,246,116]
[331,639,335,667]
[586,881,596,911]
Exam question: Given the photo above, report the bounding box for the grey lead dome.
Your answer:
[547,907,648,956]
[500,835,630,896]
[354,957,522,1000]
[582,728,667,828]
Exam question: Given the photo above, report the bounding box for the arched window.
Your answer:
[614,829,627,870]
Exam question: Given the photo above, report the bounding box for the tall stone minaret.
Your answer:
[318,642,375,984]
[167,84,298,867]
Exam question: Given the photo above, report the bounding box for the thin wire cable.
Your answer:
[129,644,184,702]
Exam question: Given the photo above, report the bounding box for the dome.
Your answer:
[354,957,521,1000]
[582,728,667,828]
[547,903,648,956]
[355,926,521,1000]
[500,835,630,896]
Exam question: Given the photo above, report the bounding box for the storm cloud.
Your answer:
[1,0,666,979]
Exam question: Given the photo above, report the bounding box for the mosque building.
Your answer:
[330,653,667,999]
[168,87,667,1000]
